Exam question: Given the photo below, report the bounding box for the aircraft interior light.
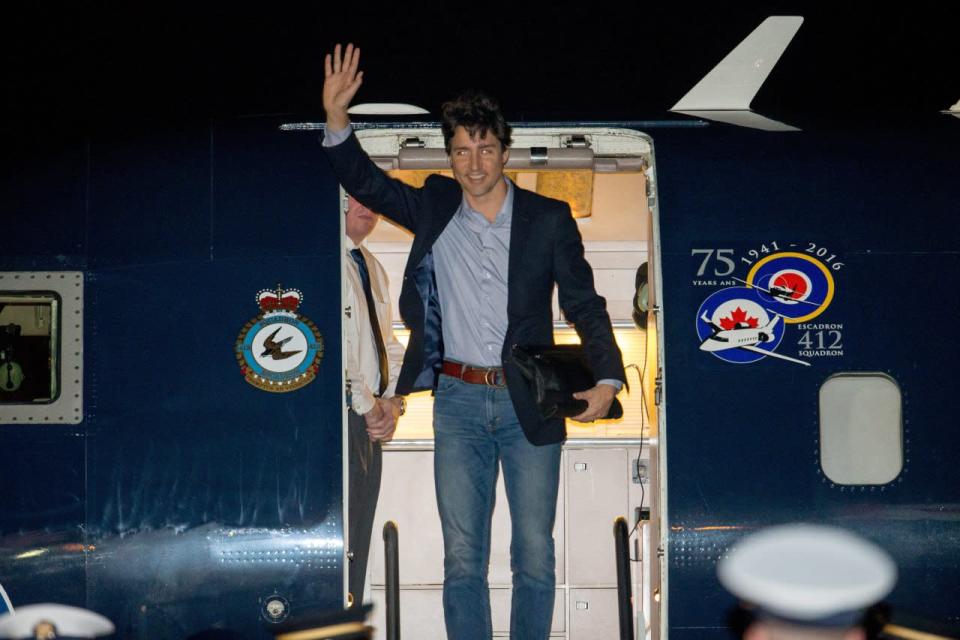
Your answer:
[536,170,594,218]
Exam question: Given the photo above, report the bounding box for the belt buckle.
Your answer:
[484,368,505,388]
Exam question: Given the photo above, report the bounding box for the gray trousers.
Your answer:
[348,408,383,605]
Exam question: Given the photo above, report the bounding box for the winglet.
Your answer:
[672,16,803,130]
[672,16,803,111]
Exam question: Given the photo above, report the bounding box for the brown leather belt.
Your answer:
[441,361,506,388]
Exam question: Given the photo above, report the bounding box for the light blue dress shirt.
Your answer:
[432,183,513,367]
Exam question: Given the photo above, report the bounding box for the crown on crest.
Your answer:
[257,284,303,313]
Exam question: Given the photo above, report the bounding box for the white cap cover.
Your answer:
[0,604,115,639]
[717,524,897,622]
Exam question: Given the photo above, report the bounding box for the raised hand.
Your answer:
[323,43,363,131]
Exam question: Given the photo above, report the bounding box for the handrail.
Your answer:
[383,521,400,640]
[614,516,635,640]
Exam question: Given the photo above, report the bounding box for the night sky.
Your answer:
[2,3,957,140]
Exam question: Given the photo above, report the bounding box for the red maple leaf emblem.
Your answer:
[719,307,759,330]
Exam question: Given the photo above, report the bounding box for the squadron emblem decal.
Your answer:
[692,242,844,366]
[235,285,323,392]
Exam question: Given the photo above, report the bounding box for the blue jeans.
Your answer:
[433,373,562,640]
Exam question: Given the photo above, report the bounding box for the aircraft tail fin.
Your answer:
[672,16,803,131]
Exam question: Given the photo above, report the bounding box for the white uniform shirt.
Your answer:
[344,236,405,415]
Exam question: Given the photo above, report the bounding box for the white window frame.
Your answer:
[0,272,83,425]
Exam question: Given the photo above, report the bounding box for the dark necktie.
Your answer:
[350,248,389,396]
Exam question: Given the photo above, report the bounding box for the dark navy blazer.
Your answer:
[323,130,625,445]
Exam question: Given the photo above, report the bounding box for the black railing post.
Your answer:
[383,520,400,640]
[614,516,635,640]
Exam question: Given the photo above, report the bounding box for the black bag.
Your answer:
[510,344,623,421]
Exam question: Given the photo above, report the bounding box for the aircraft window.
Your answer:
[0,293,59,404]
[819,373,903,485]
[0,273,83,424]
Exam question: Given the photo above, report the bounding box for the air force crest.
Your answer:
[235,285,324,392]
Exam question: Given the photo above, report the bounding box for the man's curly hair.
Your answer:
[440,90,513,153]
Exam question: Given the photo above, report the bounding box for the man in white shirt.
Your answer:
[343,194,406,606]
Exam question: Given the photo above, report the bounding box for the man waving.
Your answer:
[322,44,625,640]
